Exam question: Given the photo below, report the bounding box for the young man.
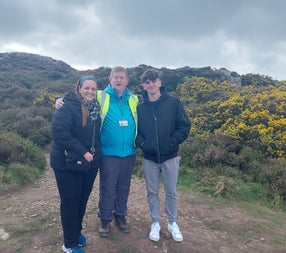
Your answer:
[135,69,191,242]
[55,67,138,238]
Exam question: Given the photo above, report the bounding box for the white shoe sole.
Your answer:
[62,245,69,253]
[172,236,183,242]
[168,228,183,242]
[149,234,160,242]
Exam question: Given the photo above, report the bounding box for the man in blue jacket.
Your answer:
[97,66,138,237]
[135,69,191,242]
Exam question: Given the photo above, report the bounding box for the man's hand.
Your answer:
[55,97,64,109]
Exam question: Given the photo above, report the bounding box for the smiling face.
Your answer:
[142,78,162,99]
[109,71,129,96]
[79,79,97,102]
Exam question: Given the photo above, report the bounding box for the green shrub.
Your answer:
[28,128,52,147]
[0,106,53,147]
[253,159,286,209]
[179,133,286,209]
[0,131,46,168]
[180,134,243,169]
[0,131,46,191]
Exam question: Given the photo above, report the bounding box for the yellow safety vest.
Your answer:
[96,90,138,132]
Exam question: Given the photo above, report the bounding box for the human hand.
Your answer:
[55,97,64,109]
[83,152,94,162]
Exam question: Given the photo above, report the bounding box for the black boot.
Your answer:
[114,213,130,233]
[98,219,110,237]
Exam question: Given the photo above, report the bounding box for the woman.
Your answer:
[50,76,101,253]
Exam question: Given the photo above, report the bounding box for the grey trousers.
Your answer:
[142,156,181,224]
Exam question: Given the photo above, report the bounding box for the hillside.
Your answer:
[0,52,277,96]
[1,51,286,210]
[0,52,284,158]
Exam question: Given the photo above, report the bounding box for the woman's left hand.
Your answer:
[83,152,93,162]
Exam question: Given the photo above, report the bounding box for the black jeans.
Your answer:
[53,167,98,248]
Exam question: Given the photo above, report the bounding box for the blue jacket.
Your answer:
[100,84,138,157]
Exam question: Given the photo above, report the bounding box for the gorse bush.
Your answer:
[0,130,46,191]
[177,78,286,158]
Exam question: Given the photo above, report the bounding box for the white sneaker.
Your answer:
[149,222,160,242]
[168,222,183,242]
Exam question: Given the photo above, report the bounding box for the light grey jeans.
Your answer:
[142,156,181,224]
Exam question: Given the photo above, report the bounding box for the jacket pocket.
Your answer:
[161,137,177,155]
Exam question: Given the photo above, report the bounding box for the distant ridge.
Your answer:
[0,52,277,93]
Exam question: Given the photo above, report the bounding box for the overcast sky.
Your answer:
[1,0,286,80]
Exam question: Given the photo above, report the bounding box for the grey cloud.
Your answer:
[0,0,286,80]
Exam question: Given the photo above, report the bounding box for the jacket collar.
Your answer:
[105,84,130,100]
[143,86,168,103]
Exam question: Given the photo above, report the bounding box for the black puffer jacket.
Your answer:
[50,92,101,171]
[135,86,191,163]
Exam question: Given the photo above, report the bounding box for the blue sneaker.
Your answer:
[78,234,87,247]
[62,244,85,253]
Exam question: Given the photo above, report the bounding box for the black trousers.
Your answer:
[53,167,98,248]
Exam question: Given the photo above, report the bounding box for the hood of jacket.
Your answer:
[104,84,131,101]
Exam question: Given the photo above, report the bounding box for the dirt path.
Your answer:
[0,153,286,253]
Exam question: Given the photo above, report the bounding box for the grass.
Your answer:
[177,170,286,251]
[0,163,44,192]
[178,165,286,211]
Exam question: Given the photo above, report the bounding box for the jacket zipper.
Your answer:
[154,109,161,163]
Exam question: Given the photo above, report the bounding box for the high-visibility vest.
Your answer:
[96,90,138,132]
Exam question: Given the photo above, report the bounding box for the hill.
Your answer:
[1,51,286,211]
[0,52,277,97]
[0,50,284,159]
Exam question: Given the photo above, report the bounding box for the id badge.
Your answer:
[119,120,128,127]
